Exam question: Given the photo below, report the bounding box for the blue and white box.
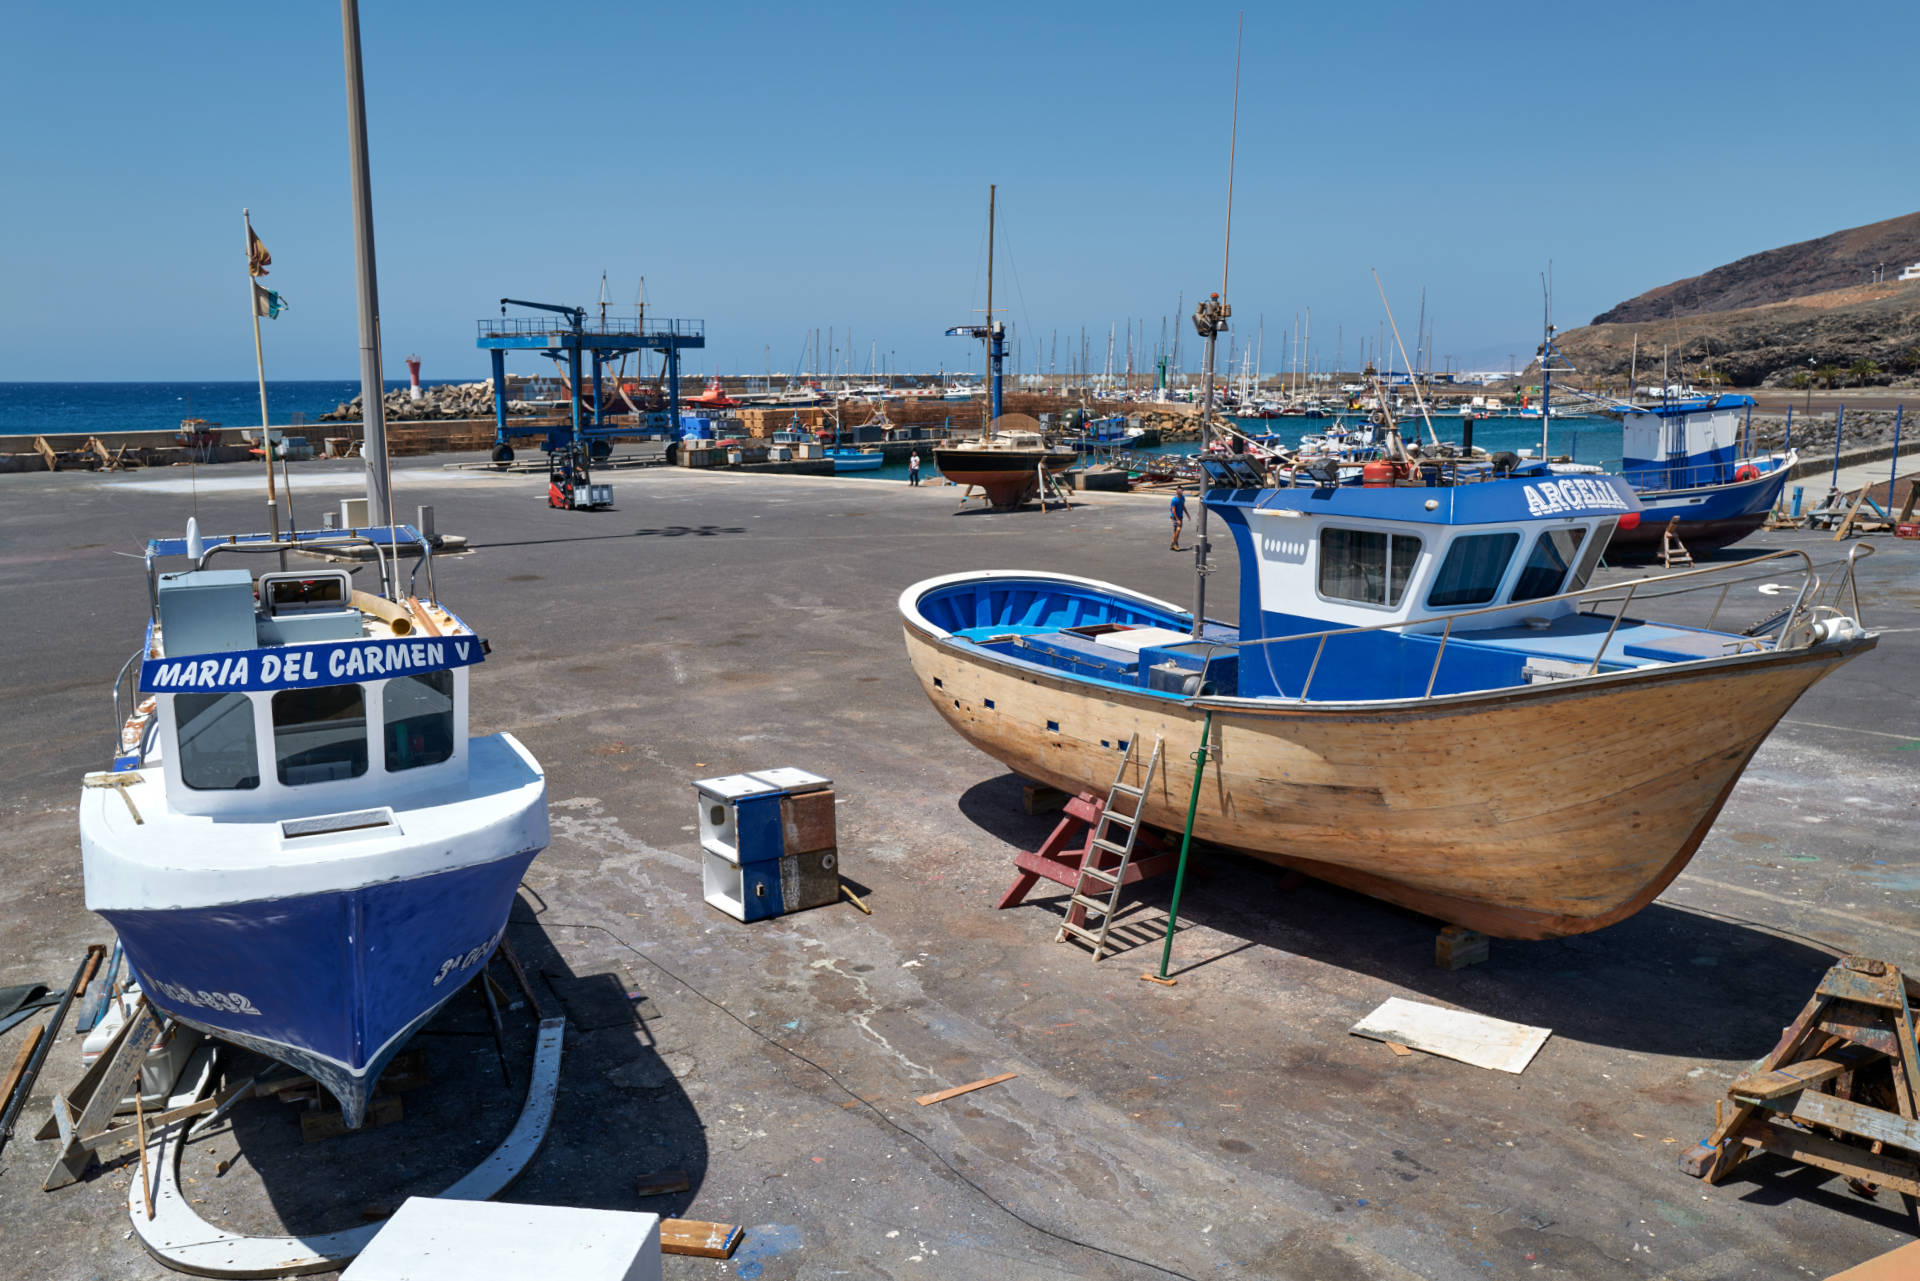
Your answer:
[694,768,837,922]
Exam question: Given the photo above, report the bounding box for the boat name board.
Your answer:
[141,637,484,694]
[1523,478,1631,517]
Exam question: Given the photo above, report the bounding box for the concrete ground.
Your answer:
[1,457,1916,1280]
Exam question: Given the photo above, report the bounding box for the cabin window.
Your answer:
[1427,532,1521,608]
[272,685,368,785]
[175,692,260,791]
[1512,528,1588,601]
[384,671,455,772]
[1564,522,1612,594]
[1318,528,1421,607]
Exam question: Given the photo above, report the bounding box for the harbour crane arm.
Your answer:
[499,298,585,329]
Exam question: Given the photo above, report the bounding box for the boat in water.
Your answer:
[81,528,548,1126]
[826,446,885,472]
[900,441,1876,939]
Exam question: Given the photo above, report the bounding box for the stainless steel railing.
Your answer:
[1174,545,1874,705]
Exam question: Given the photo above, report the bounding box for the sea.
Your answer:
[0,382,1623,479]
[0,381,460,436]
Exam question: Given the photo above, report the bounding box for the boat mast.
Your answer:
[1539,268,1553,459]
[1191,16,1241,641]
[985,183,997,435]
[340,0,391,532]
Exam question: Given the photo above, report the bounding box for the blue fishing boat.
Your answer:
[1604,393,1794,553]
[1530,323,1792,555]
[900,431,1876,939]
[826,446,885,472]
[84,533,545,1119]
[81,527,547,1127]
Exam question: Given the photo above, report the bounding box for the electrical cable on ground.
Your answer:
[519,917,1201,1281]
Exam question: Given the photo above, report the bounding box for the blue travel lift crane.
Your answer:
[476,298,706,508]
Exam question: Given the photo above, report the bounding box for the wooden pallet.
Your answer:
[1681,955,1920,1224]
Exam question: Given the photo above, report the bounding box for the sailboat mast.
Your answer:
[340,0,390,530]
[985,184,996,431]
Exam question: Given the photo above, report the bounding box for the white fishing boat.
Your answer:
[84,532,547,1127]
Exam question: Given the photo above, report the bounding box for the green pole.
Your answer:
[1154,711,1214,981]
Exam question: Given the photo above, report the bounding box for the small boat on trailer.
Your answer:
[900,452,1877,940]
[83,525,548,1126]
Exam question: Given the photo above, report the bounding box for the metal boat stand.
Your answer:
[127,950,566,1278]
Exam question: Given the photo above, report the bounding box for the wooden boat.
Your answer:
[900,455,1877,939]
[932,429,1075,507]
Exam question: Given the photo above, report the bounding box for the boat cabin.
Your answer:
[1619,393,1758,492]
[122,530,484,823]
[907,463,1780,706]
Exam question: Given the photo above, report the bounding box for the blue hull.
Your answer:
[1615,466,1792,554]
[102,847,538,1126]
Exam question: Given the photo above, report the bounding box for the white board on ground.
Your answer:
[1350,997,1551,1074]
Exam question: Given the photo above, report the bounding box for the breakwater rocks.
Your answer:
[321,381,534,422]
[1749,409,1906,453]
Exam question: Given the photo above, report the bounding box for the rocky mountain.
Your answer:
[1557,281,1920,387]
[1592,211,1920,325]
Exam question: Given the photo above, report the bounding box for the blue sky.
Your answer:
[2,1,1913,383]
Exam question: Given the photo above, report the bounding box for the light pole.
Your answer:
[1806,356,1815,413]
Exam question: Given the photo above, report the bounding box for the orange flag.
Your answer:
[247,225,271,277]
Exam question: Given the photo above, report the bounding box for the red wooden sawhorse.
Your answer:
[997,791,1178,927]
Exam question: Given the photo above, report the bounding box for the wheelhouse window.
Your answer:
[273,685,368,785]
[1427,532,1521,608]
[175,692,259,791]
[385,671,455,772]
[1512,527,1588,602]
[1318,528,1421,607]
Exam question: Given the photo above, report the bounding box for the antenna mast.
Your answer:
[1190,13,1241,639]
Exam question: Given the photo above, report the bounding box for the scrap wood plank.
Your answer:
[1730,1045,1882,1100]
[1350,998,1551,1074]
[1739,1121,1920,1201]
[659,1218,743,1258]
[635,1169,691,1198]
[2,1025,46,1113]
[916,1072,1018,1106]
[1750,1085,1920,1153]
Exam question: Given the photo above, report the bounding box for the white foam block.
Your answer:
[1350,997,1551,1074]
[344,1198,661,1281]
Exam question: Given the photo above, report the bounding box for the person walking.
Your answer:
[908,450,921,487]
[1169,486,1188,551]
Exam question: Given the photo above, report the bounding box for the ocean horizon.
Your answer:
[0,380,472,436]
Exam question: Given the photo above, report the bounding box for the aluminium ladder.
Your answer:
[1057,734,1163,960]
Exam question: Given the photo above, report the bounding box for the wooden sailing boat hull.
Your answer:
[902,615,1872,939]
[932,448,1074,508]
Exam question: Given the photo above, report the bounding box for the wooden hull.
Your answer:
[932,448,1074,508]
[902,621,1871,939]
